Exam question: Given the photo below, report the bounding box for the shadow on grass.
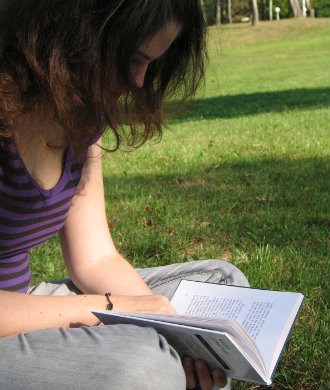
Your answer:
[165,87,330,121]
[103,155,329,255]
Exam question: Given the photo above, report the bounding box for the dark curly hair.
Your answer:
[0,0,206,161]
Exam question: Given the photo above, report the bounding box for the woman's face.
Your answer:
[128,20,181,89]
[93,21,181,101]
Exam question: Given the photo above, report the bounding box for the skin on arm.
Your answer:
[0,289,110,338]
[59,140,156,297]
[0,288,177,338]
[59,140,176,313]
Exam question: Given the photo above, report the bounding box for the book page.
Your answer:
[171,280,304,373]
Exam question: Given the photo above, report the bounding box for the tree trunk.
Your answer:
[269,0,273,20]
[215,0,221,25]
[251,0,259,26]
[289,0,303,17]
[228,0,232,24]
[200,0,207,22]
[305,0,315,17]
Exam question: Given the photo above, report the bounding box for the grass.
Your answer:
[30,18,330,390]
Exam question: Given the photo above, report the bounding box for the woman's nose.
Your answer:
[132,64,148,89]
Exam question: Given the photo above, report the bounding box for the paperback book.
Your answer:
[93,280,304,385]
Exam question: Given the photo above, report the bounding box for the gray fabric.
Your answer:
[1,259,248,389]
[1,326,184,390]
[137,259,249,298]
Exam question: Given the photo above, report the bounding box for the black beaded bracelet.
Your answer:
[105,291,113,310]
[95,292,113,326]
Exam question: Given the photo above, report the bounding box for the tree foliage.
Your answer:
[311,0,330,17]
[263,0,292,18]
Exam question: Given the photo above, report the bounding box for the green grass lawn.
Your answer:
[30,18,330,390]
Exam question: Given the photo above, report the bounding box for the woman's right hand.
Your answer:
[108,294,177,314]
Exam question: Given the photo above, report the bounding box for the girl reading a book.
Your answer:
[0,1,249,389]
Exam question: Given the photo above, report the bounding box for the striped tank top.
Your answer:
[0,137,83,292]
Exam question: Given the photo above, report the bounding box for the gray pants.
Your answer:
[0,260,249,390]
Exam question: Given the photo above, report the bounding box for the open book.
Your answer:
[93,280,304,385]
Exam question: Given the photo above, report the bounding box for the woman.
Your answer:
[0,1,249,389]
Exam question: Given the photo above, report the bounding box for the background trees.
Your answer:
[200,0,329,24]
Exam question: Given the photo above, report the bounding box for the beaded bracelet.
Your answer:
[95,292,113,326]
[105,291,113,310]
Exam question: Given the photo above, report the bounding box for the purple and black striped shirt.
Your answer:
[0,137,83,292]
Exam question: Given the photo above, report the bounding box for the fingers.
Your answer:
[183,356,197,389]
[212,368,227,389]
[195,360,214,390]
[183,357,228,390]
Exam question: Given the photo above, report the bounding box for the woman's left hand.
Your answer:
[183,356,227,390]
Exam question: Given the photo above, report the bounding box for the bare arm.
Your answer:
[0,290,108,338]
[59,140,153,296]
[0,289,173,338]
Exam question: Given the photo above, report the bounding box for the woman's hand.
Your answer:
[183,356,227,390]
[109,294,177,314]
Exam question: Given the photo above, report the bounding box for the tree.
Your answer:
[251,0,259,25]
[289,0,303,16]
[228,0,233,23]
[269,0,273,20]
[200,0,207,22]
[311,0,330,17]
[215,0,221,24]
[305,0,316,16]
